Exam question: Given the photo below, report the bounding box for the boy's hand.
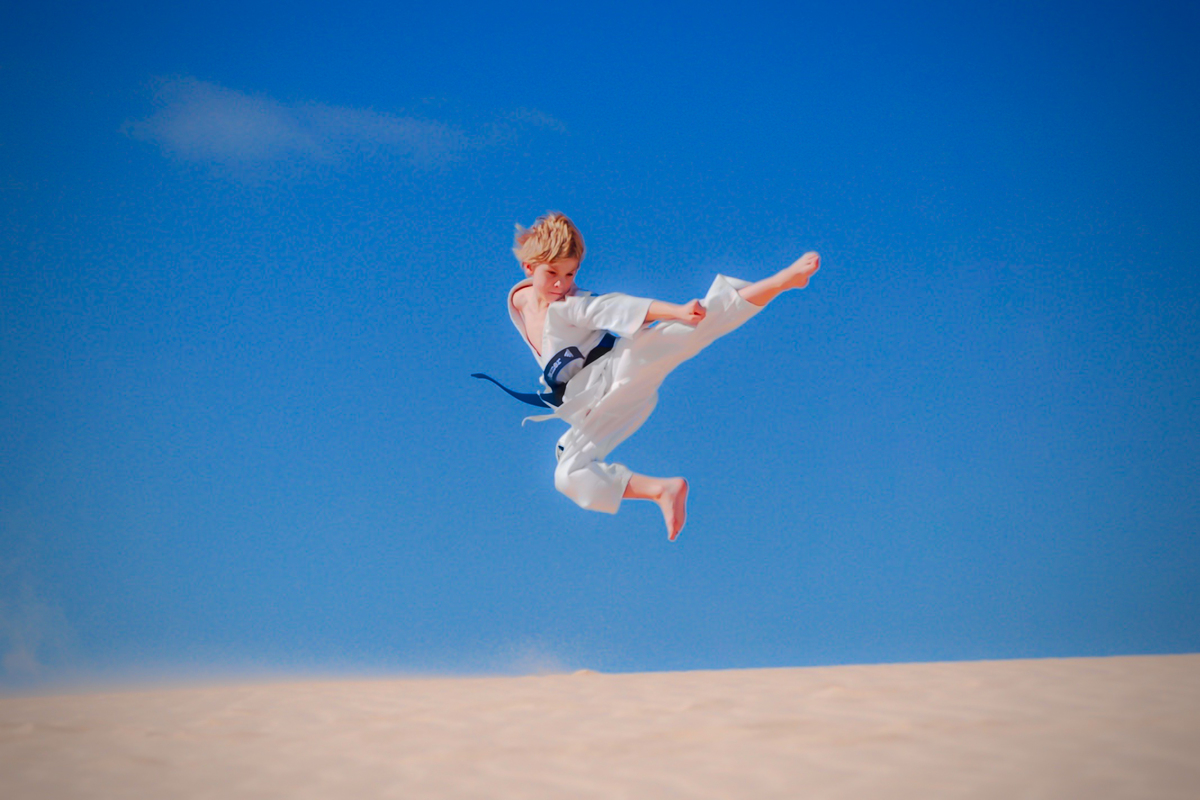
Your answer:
[645,298,707,325]
[677,299,706,325]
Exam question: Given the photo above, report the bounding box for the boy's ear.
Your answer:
[521,262,534,276]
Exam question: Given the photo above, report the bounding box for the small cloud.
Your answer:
[298,102,467,164]
[123,77,562,172]
[124,77,318,165]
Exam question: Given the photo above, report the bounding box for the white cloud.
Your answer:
[124,77,562,170]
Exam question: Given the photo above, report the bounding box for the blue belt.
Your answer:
[473,332,616,409]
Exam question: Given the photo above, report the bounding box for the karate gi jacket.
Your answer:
[507,278,653,422]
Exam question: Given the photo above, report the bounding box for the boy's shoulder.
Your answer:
[511,284,532,308]
[508,278,536,313]
[549,288,598,315]
[508,280,598,315]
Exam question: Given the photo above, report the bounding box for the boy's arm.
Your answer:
[559,293,706,336]
[645,299,706,325]
[558,293,653,337]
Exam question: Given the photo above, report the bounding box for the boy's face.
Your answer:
[523,258,579,303]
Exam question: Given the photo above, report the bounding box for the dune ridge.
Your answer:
[2,654,1197,799]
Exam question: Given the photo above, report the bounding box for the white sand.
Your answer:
[2,654,1197,799]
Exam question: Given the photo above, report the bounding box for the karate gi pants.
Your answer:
[553,274,762,513]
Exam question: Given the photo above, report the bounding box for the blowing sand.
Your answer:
[2,654,1197,799]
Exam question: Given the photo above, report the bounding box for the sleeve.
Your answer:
[555,292,654,338]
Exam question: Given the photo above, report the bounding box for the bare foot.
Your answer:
[783,251,820,289]
[657,478,689,541]
[622,473,690,540]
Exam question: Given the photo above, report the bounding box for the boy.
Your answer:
[492,212,819,540]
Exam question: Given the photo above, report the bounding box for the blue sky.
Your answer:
[2,0,1198,689]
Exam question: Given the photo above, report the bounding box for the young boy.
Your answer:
[496,212,819,540]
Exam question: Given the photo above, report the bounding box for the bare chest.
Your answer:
[520,302,549,356]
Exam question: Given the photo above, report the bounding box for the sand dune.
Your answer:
[2,654,1197,799]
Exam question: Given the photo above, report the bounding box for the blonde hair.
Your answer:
[512,212,586,266]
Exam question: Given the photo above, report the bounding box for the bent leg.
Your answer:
[553,449,633,515]
[553,390,682,535]
[552,393,655,515]
[553,449,689,539]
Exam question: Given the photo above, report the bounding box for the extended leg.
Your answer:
[738,252,820,307]
[623,474,689,540]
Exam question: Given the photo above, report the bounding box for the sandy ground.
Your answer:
[1,654,1197,799]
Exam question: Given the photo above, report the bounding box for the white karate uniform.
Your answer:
[508,274,761,514]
